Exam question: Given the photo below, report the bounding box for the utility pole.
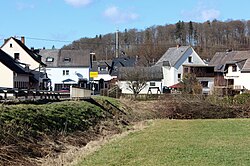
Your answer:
[115,28,119,58]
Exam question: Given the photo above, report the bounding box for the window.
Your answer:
[46,57,54,62]
[200,81,208,88]
[184,67,189,73]
[10,43,12,48]
[232,65,237,72]
[178,74,181,79]
[188,56,192,63]
[99,66,107,71]
[64,57,71,62]
[14,53,20,60]
[150,82,156,86]
[63,70,69,75]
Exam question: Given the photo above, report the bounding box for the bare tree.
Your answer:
[124,68,147,99]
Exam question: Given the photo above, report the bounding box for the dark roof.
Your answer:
[90,60,112,74]
[118,66,163,81]
[57,50,90,67]
[40,49,90,68]
[209,51,250,72]
[155,46,190,67]
[40,49,60,67]
[110,56,136,76]
[0,49,28,74]
[10,37,46,66]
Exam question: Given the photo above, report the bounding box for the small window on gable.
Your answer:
[10,43,13,48]
[178,74,181,79]
[14,53,20,60]
[232,65,237,72]
[46,57,54,62]
[188,56,192,63]
[64,57,71,62]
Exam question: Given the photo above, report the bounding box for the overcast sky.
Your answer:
[1,0,250,49]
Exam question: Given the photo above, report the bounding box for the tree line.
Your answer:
[63,19,250,66]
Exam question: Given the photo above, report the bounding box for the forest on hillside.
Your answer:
[63,20,250,66]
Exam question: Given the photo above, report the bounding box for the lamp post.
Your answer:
[89,52,96,94]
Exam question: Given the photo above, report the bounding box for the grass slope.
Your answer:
[78,119,250,166]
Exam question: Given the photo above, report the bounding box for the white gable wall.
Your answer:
[225,65,250,90]
[162,47,205,87]
[0,62,14,88]
[1,38,40,70]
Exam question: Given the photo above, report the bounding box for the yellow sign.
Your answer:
[90,72,98,78]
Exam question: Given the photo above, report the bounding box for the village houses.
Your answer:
[1,37,47,89]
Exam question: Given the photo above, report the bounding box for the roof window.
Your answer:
[64,57,71,62]
[46,57,54,62]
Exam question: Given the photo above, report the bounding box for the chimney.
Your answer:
[21,36,25,44]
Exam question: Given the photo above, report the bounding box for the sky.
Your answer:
[1,0,250,49]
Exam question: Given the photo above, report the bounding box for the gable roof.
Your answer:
[209,51,250,72]
[118,66,163,81]
[110,56,136,76]
[155,46,190,67]
[0,49,28,74]
[39,49,90,68]
[7,37,46,67]
[40,49,60,67]
[57,49,90,67]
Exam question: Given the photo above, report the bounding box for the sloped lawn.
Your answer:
[78,119,250,166]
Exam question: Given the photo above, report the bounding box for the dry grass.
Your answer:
[39,121,151,166]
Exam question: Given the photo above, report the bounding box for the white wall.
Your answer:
[162,66,175,87]
[1,38,40,70]
[162,47,205,87]
[46,67,89,90]
[118,81,162,94]
[0,62,13,88]
[197,77,214,95]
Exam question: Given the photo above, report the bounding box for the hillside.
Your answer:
[63,20,250,66]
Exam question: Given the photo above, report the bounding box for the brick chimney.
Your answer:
[21,36,25,44]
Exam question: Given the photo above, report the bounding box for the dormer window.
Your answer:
[46,57,54,62]
[14,53,20,60]
[10,43,13,48]
[232,65,237,72]
[64,57,71,62]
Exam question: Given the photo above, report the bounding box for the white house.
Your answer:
[155,46,205,87]
[0,49,30,89]
[210,51,250,91]
[40,49,90,91]
[1,37,47,89]
[117,66,163,94]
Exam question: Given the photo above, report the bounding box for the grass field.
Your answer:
[77,119,250,166]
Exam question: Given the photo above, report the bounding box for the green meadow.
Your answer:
[78,119,250,166]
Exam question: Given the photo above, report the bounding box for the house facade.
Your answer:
[1,37,47,89]
[117,66,163,94]
[40,49,90,91]
[0,49,30,89]
[183,64,215,95]
[155,46,205,87]
[209,51,250,92]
